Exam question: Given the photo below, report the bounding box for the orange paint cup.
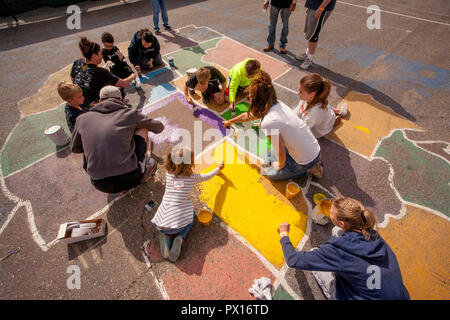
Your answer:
[197,209,213,227]
[318,199,332,218]
[285,182,301,199]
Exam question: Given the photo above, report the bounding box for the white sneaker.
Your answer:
[296,53,308,61]
[336,102,348,117]
[300,57,313,70]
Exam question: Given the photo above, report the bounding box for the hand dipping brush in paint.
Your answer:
[149,148,224,263]
[279,197,410,300]
[293,73,347,139]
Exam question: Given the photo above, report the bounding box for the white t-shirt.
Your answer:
[261,101,320,165]
[293,100,336,138]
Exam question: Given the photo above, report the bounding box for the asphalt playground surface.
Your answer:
[0,0,449,302]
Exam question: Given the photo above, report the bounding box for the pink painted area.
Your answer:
[161,223,275,300]
[203,37,291,80]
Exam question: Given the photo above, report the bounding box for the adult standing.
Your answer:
[263,0,297,54]
[74,37,136,109]
[223,71,323,181]
[296,0,336,69]
[71,86,164,194]
[128,29,164,75]
[151,0,172,35]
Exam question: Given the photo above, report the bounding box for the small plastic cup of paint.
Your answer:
[197,209,213,227]
[285,182,301,199]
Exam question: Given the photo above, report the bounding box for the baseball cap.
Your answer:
[99,86,122,100]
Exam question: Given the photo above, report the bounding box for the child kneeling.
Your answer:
[151,148,224,262]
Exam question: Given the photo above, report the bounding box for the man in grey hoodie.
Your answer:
[71,86,164,193]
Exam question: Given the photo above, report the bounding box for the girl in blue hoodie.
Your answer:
[279,197,410,300]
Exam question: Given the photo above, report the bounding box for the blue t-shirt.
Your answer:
[305,0,336,11]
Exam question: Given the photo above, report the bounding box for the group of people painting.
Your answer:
[54,0,410,300]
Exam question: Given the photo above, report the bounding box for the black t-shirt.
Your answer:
[271,0,293,8]
[185,66,226,94]
[70,58,87,81]
[102,46,132,78]
[73,64,119,108]
[305,0,336,11]
[65,103,90,133]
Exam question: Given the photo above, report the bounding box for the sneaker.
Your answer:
[140,157,157,183]
[159,233,172,259]
[202,94,210,104]
[296,53,308,61]
[300,56,313,70]
[336,102,348,118]
[164,25,172,31]
[280,47,287,54]
[312,161,324,179]
[155,30,161,35]
[169,235,183,262]
[263,46,274,52]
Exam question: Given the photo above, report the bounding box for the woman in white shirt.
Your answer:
[294,73,347,138]
[223,71,324,180]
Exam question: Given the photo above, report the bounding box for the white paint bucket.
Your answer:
[186,68,198,77]
[44,125,69,146]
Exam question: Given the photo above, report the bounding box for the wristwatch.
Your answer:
[280,231,289,238]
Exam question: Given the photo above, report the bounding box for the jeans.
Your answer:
[263,147,320,181]
[151,0,169,31]
[267,5,291,48]
[159,222,193,240]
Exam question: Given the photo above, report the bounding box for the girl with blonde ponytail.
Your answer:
[294,73,348,138]
[278,197,410,300]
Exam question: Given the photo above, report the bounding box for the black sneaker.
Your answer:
[202,94,210,104]
[164,25,172,31]
[155,30,161,35]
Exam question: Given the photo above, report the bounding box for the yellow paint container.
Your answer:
[285,182,301,199]
[318,199,332,218]
[198,209,213,226]
[313,193,327,205]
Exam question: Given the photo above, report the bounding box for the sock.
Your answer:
[307,53,314,60]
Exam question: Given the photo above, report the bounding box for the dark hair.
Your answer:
[244,59,261,78]
[101,32,114,44]
[79,37,100,60]
[246,70,277,119]
[139,28,154,43]
[299,73,331,111]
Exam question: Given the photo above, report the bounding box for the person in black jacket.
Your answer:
[128,29,164,74]
[101,32,133,79]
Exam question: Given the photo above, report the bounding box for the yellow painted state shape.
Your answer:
[378,205,450,300]
[328,91,421,157]
[198,141,308,269]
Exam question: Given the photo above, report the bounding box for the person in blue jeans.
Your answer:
[223,71,324,181]
[151,0,172,34]
[263,0,297,54]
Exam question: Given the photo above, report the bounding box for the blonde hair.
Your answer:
[165,148,195,177]
[196,67,211,85]
[299,73,331,111]
[332,197,378,240]
[57,81,81,101]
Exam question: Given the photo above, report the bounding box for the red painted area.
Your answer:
[160,222,275,300]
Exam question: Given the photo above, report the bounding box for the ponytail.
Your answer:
[332,197,378,240]
[299,73,331,111]
[79,37,100,60]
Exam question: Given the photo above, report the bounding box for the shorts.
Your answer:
[91,135,147,193]
[304,8,332,42]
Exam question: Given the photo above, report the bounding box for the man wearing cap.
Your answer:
[71,86,164,194]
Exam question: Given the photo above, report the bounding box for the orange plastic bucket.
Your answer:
[318,199,332,218]
[198,209,213,226]
[285,182,301,199]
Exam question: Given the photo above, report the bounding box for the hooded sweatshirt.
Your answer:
[71,98,164,180]
[128,31,161,66]
[281,230,410,300]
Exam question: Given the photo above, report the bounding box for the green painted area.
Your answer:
[375,130,450,216]
[273,285,294,300]
[220,102,272,158]
[163,37,221,75]
[1,103,70,177]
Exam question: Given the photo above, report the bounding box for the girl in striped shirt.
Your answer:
[151,148,224,262]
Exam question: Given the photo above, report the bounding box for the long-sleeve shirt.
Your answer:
[151,167,221,230]
[280,231,410,300]
[228,58,254,103]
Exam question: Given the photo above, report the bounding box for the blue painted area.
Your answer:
[382,54,450,91]
[147,83,177,104]
[334,45,384,68]
[139,67,171,83]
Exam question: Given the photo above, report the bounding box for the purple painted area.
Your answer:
[142,92,227,137]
